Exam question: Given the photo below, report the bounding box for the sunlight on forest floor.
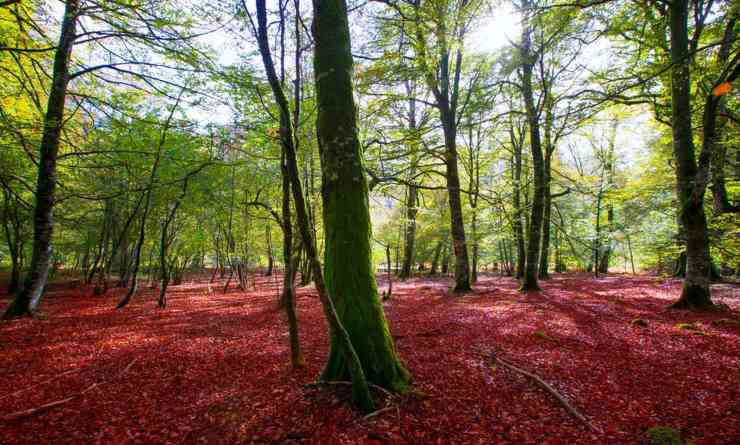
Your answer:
[1,274,738,444]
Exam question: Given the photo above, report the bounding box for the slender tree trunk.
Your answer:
[519,1,544,291]
[276,0,305,367]
[429,240,443,275]
[280,150,303,367]
[441,112,471,291]
[382,243,392,300]
[539,108,554,279]
[593,189,603,278]
[471,211,478,283]
[117,92,182,309]
[668,0,713,309]
[4,0,79,318]
[598,205,613,274]
[441,242,450,275]
[512,130,526,279]
[626,233,636,274]
[264,224,274,276]
[399,184,418,280]
[399,89,418,280]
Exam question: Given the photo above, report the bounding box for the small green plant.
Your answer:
[673,322,700,331]
[532,330,558,342]
[646,426,695,445]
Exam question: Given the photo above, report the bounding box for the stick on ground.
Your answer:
[1,358,139,422]
[491,352,602,434]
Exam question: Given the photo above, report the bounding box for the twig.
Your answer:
[491,353,602,434]
[303,380,395,399]
[1,358,139,422]
[0,368,80,401]
[363,405,395,420]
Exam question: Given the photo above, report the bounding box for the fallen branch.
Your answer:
[0,368,80,401]
[491,352,602,434]
[1,358,139,422]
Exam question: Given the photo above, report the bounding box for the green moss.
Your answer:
[313,0,410,396]
[673,322,711,336]
[647,426,695,445]
[532,330,558,342]
[673,322,700,331]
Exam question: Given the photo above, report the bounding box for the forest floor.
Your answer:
[0,273,738,445]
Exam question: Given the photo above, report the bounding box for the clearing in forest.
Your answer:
[0,274,738,444]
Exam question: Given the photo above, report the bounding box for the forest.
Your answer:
[0,0,738,443]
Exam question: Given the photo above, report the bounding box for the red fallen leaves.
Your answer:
[0,273,738,444]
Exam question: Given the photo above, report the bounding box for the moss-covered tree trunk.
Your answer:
[255,0,407,411]
[3,0,78,318]
[311,0,410,393]
[519,0,545,292]
[668,0,713,309]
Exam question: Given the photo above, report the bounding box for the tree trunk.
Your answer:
[471,211,478,283]
[441,112,471,291]
[593,188,603,278]
[265,224,274,276]
[310,0,409,397]
[429,240,443,275]
[382,243,392,300]
[4,0,78,318]
[519,1,545,292]
[280,150,303,368]
[441,242,450,276]
[399,185,418,280]
[598,205,613,274]
[539,105,554,279]
[256,0,408,410]
[512,127,526,279]
[399,90,418,280]
[117,91,182,309]
[668,0,713,309]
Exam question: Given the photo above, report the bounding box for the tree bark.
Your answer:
[429,239,443,275]
[668,0,713,309]
[309,0,410,397]
[511,124,526,279]
[399,184,417,279]
[519,1,545,292]
[4,0,78,317]
[255,0,409,411]
[539,98,554,279]
[265,224,274,276]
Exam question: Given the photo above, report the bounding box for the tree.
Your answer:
[3,0,79,317]
[666,0,714,309]
[310,0,410,394]
[518,0,546,291]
